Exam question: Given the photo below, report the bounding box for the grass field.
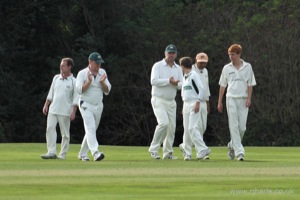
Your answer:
[0,143,299,200]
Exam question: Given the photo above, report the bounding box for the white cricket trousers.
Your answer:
[182,101,208,157]
[149,96,176,157]
[226,97,248,156]
[78,100,103,156]
[46,113,70,156]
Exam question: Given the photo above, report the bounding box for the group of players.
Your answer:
[41,43,256,162]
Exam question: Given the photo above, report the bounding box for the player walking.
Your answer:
[76,52,111,161]
[179,57,210,161]
[41,58,78,160]
[217,44,256,161]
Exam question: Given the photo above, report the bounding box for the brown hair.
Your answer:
[228,44,242,54]
[62,57,74,68]
[179,57,193,69]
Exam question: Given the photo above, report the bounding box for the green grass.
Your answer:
[0,144,299,199]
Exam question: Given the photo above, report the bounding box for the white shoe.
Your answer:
[94,152,105,161]
[237,154,244,161]
[179,144,187,157]
[41,153,57,159]
[149,151,160,159]
[227,143,235,160]
[78,155,90,161]
[163,153,178,160]
[197,149,211,160]
[184,155,192,161]
[57,154,66,159]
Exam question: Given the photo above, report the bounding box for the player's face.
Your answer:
[228,52,240,63]
[89,60,101,72]
[165,51,177,62]
[60,60,70,74]
[196,62,207,70]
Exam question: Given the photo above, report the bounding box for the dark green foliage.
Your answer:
[0,0,299,145]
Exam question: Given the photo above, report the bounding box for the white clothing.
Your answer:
[226,97,248,156]
[181,71,208,157]
[181,70,206,102]
[149,97,177,157]
[151,59,183,101]
[78,101,103,156]
[149,59,183,156]
[44,74,77,157]
[76,66,111,157]
[46,114,70,156]
[219,59,256,156]
[47,74,78,116]
[76,67,111,105]
[182,101,208,157]
[193,65,210,101]
[219,60,256,98]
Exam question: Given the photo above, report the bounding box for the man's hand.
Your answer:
[169,76,179,86]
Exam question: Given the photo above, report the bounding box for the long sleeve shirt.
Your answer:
[150,59,183,101]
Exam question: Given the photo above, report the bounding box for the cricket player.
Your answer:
[148,44,183,160]
[41,57,78,160]
[76,52,111,162]
[217,44,256,161]
[179,52,211,159]
[179,56,211,161]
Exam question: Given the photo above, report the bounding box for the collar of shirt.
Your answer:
[229,59,247,70]
[162,59,178,68]
[59,74,73,80]
[193,64,204,73]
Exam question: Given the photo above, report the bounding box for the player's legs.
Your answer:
[183,102,193,157]
[162,100,176,157]
[226,98,245,156]
[46,113,58,155]
[57,115,71,158]
[188,103,208,156]
[149,97,169,153]
[199,102,208,138]
[238,98,248,141]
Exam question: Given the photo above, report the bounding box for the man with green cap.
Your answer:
[76,52,112,161]
[148,44,183,159]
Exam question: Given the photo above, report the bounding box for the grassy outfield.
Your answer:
[0,144,299,200]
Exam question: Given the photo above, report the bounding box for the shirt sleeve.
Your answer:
[76,70,85,94]
[218,67,228,87]
[102,70,112,95]
[150,63,170,86]
[46,75,58,101]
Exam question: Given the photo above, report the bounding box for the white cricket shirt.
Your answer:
[181,70,206,102]
[76,67,111,105]
[47,74,78,116]
[192,65,211,101]
[151,59,183,101]
[219,60,256,98]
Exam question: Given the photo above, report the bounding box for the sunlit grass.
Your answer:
[0,144,299,199]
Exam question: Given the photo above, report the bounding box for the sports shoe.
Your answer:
[184,155,192,161]
[163,153,178,160]
[237,154,244,161]
[57,154,66,159]
[197,148,211,160]
[78,155,90,161]
[227,143,235,160]
[179,143,187,157]
[149,151,160,159]
[94,152,105,161]
[41,153,57,159]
